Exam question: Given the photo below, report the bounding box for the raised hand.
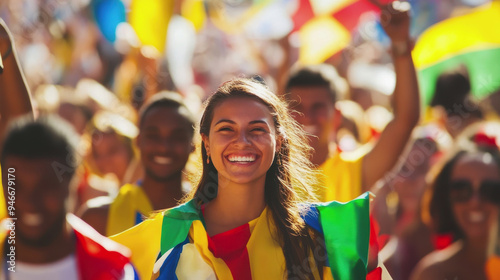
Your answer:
[370,0,411,43]
[0,18,14,73]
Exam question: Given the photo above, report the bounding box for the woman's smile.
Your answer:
[226,153,258,164]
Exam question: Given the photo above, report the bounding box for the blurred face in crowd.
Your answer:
[91,132,133,182]
[2,157,70,247]
[288,86,336,148]
[57,103,88,135]
[137,106,194,182]
[202,97,278,186]
[449,153,500,240]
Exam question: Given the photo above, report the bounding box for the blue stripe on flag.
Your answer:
[135,212,143,225]
[156,237,190,280]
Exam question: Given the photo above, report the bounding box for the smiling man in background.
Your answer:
[80,91,196,236]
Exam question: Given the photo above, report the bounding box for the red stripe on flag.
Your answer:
[207,223,253,280]
[366,267,382,280]
[332,0,380,31]
[291,0,315,32]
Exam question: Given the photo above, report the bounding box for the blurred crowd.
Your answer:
[1,0,500,279]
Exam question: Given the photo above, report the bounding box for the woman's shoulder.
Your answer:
[409,242,461,280]
[110,211,164,241]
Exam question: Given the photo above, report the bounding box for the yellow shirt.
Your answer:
[316,145,369,202]
[0,165,8,220]
[106,183,153,236]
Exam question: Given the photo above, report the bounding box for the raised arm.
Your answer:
[0,19,33,156]
[362,1,420,190]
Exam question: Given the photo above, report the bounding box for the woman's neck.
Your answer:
[460,237,489,265]
[142,174,185,210]
[203,177,266,236]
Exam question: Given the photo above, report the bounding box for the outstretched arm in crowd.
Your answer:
[362,1,420,190]
[0,18,33,156]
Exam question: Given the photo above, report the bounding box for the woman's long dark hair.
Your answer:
[185,78,324,279]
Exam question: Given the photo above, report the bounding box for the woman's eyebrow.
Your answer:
[249,120,268,125]
[214,119,269,125]
[214,119,235,125]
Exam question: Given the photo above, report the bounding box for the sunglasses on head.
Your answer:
[449,180,500,204]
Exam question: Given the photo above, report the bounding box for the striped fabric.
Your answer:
[147,193,376,280]
[413,1,500,104]
[291,0,381,64]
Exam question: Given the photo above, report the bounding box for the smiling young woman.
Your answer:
[111,77,382,280]
[410,123,500,280]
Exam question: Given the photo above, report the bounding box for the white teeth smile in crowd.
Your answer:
[228,156,256,162]
[23,213,43,226]
[469,211,485,223]
[154,156,172,165]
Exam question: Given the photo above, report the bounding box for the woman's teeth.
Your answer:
[228,156,255,162]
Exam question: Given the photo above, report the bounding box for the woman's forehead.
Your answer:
[211,97,274,123]
[451,153,500,179]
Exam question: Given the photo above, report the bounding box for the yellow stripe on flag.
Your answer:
[299,15,351,65]
[413,1,500,69]
[190,220,233,279]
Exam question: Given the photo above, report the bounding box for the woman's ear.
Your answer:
[201,133,210,156]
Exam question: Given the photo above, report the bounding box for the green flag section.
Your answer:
[412,1,500,105]
[417,47,500,105]
[317,192,370,280]
[160,200,200,254]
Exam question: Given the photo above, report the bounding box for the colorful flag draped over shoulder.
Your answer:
[291,0,381,65]
[413,1,500,105]
[150,193,373,280]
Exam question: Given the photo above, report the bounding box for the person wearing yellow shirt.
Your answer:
[79,91,196,236]
[284,2,420,202]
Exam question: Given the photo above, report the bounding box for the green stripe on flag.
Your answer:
[418,46,500,105]
[317,192,370,280]
[160,200,201,254]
